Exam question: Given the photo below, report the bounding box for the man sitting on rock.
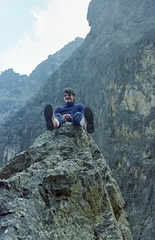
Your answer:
[44,87,94,134]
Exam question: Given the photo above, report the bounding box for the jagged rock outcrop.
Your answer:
[0,0,155,239]
[0,124,132,239]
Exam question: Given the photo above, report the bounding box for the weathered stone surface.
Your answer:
[0,124,132,239]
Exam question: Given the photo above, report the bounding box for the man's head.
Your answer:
[63,88,76,102]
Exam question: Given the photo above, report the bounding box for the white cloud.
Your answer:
[0,0,90,75]
[30,6,40,19]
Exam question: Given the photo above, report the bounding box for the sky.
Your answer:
[0,0,91,75]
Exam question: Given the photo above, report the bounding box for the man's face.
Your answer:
[64,92,75,102]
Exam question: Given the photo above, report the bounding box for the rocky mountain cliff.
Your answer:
[0,37,83,126]
[0,0,155,239]
[0,124,132,240]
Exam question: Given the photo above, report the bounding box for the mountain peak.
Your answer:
[0,124,132,239]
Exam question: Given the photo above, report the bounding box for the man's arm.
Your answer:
[54,107,72,120]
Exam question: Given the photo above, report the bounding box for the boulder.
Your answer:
[0,124,132,239]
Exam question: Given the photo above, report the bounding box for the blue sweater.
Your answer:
[54,102,85,117]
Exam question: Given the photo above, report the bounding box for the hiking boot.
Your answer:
[44,104,54,131]
[84,107,94,134]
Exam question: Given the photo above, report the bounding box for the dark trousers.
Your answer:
[55,112,83,127]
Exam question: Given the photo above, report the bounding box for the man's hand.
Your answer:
[63,114,72,120]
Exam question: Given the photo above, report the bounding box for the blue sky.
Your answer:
[0,0,90,75]
[0,0,50,53]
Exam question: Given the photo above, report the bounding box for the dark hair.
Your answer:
[63,88,76,96]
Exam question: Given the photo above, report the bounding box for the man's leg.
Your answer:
[72,108,94,134]
[44,104,57,131]
[83,107,94,134]
[72,112,83,127]
[44,104,66,131]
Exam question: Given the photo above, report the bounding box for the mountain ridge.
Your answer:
[0,37,84,126]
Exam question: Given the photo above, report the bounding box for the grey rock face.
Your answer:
[0,124,132,239]
[95,38,155,240]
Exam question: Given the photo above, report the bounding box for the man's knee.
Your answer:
[55,113,66,126]
[72,112,83,126]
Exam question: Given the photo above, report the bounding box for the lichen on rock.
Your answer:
[0,124,132,239]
